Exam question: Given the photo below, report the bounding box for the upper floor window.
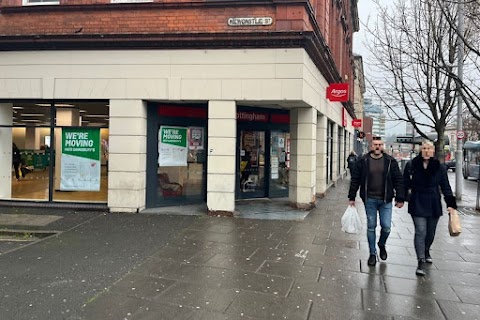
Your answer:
[23,0,59,6]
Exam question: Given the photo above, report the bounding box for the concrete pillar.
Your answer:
[54,108,80,190]
[108,100,146,213]
[0,104,13,199]
[316,114,327,196]
[207,100,236,215]
[25,127,36,150]
[289,107,316,209]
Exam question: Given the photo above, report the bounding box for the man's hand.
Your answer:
[349,200,356,207]
[395,202,404,208]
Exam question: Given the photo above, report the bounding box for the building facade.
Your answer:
[353,54,365,155]
[364,99,386,139]
[0,0,360,214]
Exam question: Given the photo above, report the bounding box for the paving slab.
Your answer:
[437,300,480,320]
[0,213,62,226]
[109,273,176,299]
[362,289,446,319]
[451,285,480,304]
[155,282,240,312]
[225,291,311,320]
[384,276,461,302]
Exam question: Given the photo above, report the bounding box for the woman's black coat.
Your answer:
[403,155,457,217]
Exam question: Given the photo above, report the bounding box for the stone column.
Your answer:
[289,107,316,209]
[316,114,327,196]
[0,104,13,199]
[54,108,80,190]
[108,100,147,213]
[207,100,236,215]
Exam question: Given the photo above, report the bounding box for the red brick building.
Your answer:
[0,0,360,213]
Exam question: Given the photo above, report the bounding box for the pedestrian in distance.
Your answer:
[12,143,22,180]
[346,151,358,176]
[348,137,405,266]
[403,140,457,276]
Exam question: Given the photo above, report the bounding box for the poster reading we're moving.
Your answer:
[61,128,101,191]
[158,126,188,167]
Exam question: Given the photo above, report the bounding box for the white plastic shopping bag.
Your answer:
[341,205,362,234]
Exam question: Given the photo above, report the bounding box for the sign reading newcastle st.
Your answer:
[228,17,273,26]
[61,128,101,191]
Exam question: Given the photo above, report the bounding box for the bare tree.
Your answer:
[434,0,480,122]
[363,0,473,159]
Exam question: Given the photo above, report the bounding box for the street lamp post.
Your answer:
[455,0,464,200]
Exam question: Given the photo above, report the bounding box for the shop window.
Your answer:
[3,101,109,204]
[156,124,206,206]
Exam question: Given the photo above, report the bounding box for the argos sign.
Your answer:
[326,83,349,102]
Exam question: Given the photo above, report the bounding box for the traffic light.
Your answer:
[357,132,365,139]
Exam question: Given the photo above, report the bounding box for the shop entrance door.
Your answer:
[238,130,266,198]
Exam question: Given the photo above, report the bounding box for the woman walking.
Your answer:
[403,141,457,276]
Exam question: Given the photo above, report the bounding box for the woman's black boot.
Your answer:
[416,259,426,276]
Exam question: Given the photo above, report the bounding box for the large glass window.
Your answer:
[147,104,208,208]
[239,130,266,198]
[2,101,108,203]
[157,125,206,206]
[326,120,334,184]
[269,131,290,197]
[338,125,343,175]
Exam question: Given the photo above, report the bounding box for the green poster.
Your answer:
[158,126,188,166]
[61,128,101,191]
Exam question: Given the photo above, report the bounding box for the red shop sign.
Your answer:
[326,83,349,102]
[236,111,269,122]
[352,119,362,127]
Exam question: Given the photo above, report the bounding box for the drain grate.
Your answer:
[0,229,59,242]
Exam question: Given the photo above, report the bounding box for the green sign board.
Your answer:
[160,127,187,147]
[61,128,101,191]
[62,128,100,161]
[158,126,188,167]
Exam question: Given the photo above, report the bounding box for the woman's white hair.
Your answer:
[422,140,435,147]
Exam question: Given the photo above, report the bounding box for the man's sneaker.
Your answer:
[425,251,433,263]
[368,254,377,266]
[378,243,387,260]
[416,259,426,276]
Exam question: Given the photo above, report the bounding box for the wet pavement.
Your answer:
[0,178,479,319]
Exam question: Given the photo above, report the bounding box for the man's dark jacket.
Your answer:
[403,155,456,217]
[348,152,405,203]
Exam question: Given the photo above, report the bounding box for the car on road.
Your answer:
[445,159,456,172]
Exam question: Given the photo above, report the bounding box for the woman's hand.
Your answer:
[447,207,455,215]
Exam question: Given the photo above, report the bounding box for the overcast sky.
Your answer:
[353,0,407,135]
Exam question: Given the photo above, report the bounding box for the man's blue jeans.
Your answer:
[365,198,392,255]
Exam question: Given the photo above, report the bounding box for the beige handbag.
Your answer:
[448,209,462,237]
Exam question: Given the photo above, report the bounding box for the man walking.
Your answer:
[348,137,405,266]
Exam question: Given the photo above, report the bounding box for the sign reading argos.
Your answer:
[61,128,101,191]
